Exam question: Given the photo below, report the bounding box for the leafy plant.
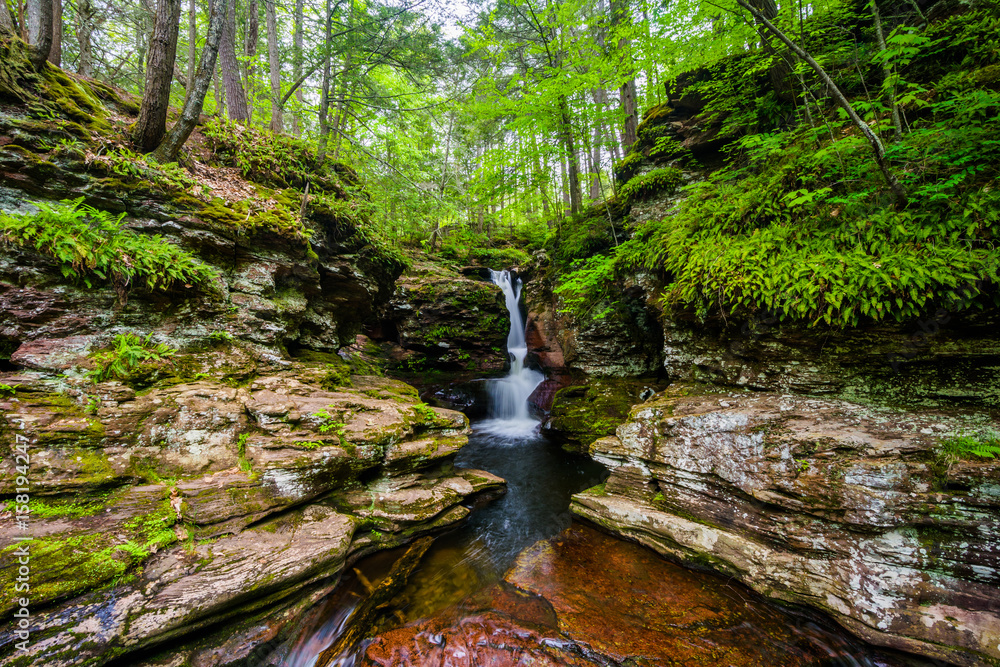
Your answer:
[0,199,219,303]
[89,333,177,383]
[937,430,1000,476]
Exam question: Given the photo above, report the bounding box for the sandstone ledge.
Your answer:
[571,385,1000,667]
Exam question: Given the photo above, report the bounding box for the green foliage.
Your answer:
[94,146,198,194]
[467,246,532,268]
[310,407,347,444]
[204,118,344,193]
[0,383,17,397]
[207,330,234,345]
[555,5,1000,327]
[321,364,353,390]
[937,429,1000,476]
[236,433,253,472]
[89,333,177,383]
[614,153,644,183]
[0,199,219,301]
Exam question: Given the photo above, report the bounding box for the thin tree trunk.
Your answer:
[265,0,282,132]
[48,0,61,65]
[214,66,225,115]
[316,0,333,161]
[590,123,602,200]
[243,0,258,119]
[153,0,228,162]
[26,0,54,69]
[871,0,902,140]
[611,0,638,149]
[187,0,196,88]
[292,0,303,134]
[75,0,95,75]
[0,0,14,34]
[133,0,182,152]
[559,96,582,214]
[737,0,907,204]
[219,0,248,121]
[559,150,570,216]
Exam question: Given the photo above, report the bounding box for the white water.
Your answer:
[478,269,545,438]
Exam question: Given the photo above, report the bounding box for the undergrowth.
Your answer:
[89,333,177,383]
[0,199,219,303]
[555,6,1000,328]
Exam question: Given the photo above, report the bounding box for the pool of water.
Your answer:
[284,418,910,667]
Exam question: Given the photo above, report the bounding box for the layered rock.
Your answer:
[524,275,664,377]
[369,256,509,374]
[0,360,504,666]
[572,384,1000,666]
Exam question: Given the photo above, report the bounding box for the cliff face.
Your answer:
[572,386,1000,666]
[0,41,504,666]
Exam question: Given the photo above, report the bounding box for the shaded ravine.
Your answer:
[284,270,909,667]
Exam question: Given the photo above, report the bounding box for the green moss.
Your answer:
[618,167,684,205]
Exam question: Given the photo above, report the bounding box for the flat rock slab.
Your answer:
[572,385,1000,667]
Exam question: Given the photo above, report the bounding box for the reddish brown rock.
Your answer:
[359,524,898,667]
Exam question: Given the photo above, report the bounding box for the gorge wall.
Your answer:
[0,44,504,666]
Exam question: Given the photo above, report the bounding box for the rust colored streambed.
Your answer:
[285,423,906,667]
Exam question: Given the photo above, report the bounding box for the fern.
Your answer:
[89,333,176,383]
[0,199,219,303]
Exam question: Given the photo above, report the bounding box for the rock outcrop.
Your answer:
[369,257,510,374]
[0,45,503,666]
[572,384,1000,666]
[0,361,504,666]
[544,376,663,453]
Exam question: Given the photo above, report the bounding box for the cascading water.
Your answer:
[479,269,545,437]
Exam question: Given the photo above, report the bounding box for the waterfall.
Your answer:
[480,269,545,437]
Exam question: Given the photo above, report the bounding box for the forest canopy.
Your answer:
[2,0,998,327]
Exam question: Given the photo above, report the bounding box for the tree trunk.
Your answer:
[243,0,258,119]
[291,0,303,134]
[219,0,248,121]
[559,96,582,214]
[611,0,638,149]
[26,0,53,69]
[153,0,228,162]
[265,0,282,132]
[187,0,196,89]
[736,0,907,204]
[133,0,182,153]
[316,0,333,161]
[871,0,902,140]
[48,0,61,66]
[75,0,94,75]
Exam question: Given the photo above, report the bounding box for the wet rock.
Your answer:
[369,254,510,374]
[524,274,664,378]
[0,361,505,666]
[572,385,1000,666]
[360,523,902,667]
[545,376,665,453]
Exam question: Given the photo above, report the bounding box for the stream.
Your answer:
[283,270,907,667]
